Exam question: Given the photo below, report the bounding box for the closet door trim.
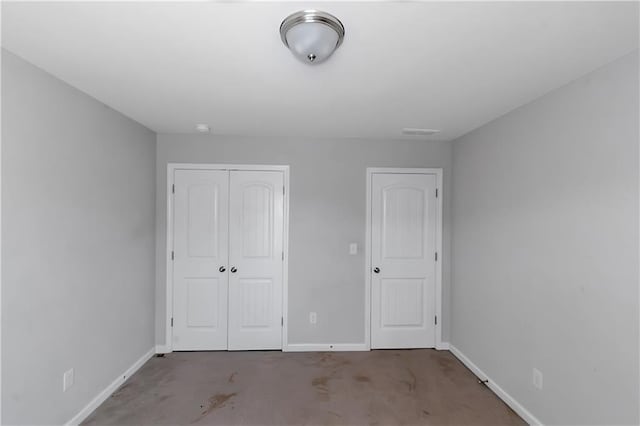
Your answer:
[164,163,290,353]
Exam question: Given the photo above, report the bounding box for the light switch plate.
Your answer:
[349,243,358,255]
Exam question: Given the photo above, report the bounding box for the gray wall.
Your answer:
[451,51,639,425]
[156,136,452,346]
[1,50,156,424]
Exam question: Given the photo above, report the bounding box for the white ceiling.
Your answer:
[2,1,638,141]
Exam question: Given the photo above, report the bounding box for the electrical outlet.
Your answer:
[532,368,543,390]
[63,368,74,392]
[349,243,358,255]
[309,312,317,324]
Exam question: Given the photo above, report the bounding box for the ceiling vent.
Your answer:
[401,128,441,136]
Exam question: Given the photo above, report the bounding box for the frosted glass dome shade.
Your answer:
[280,10,345,65]
[285,23,339,64]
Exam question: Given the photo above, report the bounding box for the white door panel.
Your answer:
[371,173,436,349]
[228,171,284,350]
[172,170,229,350]
[381,278,424,327]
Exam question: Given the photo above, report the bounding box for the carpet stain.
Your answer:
[354,374,371,383]
[438,357,456,375]
[312,376,330,401]
[315,353,351,369]
[312,376,329,388]
[191,393,237,423]
[154,395,171,404]
[402,368,417,392]
[228,372,237,383]
[111,382,134,398]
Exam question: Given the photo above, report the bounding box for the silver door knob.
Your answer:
[230,267,237,273]
[219,266,226,273]
[373,267,380,273]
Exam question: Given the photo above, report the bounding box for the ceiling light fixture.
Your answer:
[280,10,345,64]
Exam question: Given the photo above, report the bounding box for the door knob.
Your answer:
[373,267,380,273]
[230,267,238,273]
[219,266,226,273]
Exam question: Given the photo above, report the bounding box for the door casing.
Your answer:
[365,168,445,350]
[165,163,290,352]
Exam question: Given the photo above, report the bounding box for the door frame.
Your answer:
[365,167,444,350]
[165,163,290,352]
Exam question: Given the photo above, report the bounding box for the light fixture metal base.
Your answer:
[280,10,345,49]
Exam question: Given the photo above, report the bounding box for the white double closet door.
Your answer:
[371,172,437,349]
[172,169,284,351]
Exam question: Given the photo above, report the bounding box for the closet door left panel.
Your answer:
[173,170,229,350]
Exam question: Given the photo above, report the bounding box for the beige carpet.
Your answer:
[83,349,525,425]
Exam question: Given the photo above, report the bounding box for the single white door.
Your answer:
[228,170,284,350]
[172,170,229,350]
[371,173,437,349]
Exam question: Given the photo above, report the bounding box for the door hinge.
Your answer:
[281,317,284,326]
[435,252,438,261]
[172,184,175,194]
[171,251,174,261]
[435,315,438,325]
[435,188,438,198]
[282,252,284,261]
[171,318,174,327]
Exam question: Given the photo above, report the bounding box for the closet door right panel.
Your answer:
[228,170,284,350]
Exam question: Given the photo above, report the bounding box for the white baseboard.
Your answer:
[436,341,450,350]
[284,343,450,352]
[449,345,542,426]
[155,344,171,354]
[284,343,369,352]
[157,343,446,352]
[65,347,155,426]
